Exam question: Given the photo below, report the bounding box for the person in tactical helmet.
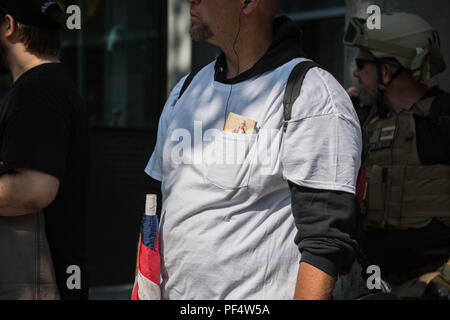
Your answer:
[344,12,450,299]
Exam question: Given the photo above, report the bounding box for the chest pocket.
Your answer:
[203,131,258,190]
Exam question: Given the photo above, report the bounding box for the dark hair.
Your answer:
[0,10,62,57]
[15,22,61,56]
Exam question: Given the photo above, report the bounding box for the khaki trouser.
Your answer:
[0,211,60,300]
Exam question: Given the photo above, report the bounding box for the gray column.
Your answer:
[167,0,192,95]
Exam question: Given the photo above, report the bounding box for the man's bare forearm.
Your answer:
[0,169,59,217]
[0,173,37,216]
[294,262,336,300]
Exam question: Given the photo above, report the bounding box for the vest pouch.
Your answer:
[366,165,388,227]
[0,211,60,300]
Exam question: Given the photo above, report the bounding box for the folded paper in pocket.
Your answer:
[224,112,257,134]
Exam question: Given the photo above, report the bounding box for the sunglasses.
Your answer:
[355,58,376,71]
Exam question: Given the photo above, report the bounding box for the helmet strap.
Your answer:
[375,61,389,117]
[374,60,406,117]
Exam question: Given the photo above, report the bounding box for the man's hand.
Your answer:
[294,262,336,300]
[0,168,60,216]
[347,87,361,99]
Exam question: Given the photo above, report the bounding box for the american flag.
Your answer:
[131,195,161,300]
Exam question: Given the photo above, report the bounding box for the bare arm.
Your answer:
[0,168,60,216]
[294,262,336,300]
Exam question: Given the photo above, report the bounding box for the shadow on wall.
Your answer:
[87,127,158,288]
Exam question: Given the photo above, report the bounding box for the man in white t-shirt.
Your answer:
[144,0,362,300]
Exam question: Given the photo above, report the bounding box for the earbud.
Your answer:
[243,0,251,9]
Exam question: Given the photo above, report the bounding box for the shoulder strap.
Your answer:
[179,60,320,127]
[178,64,207,101]
[429,92,450,125]
[283,60,320,133]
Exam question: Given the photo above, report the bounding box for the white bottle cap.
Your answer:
[145,194,157,216]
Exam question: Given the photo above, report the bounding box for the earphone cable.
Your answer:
[224,7,244,127]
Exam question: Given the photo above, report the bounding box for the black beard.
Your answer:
[190,23,213,42]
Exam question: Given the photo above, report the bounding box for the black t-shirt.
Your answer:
[0,63,90,300]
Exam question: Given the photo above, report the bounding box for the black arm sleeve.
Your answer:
[289,182,361,278]
[2,106,70,182]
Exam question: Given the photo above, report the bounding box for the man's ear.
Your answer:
[242,0,260,14]
[381,63,394,86]
[2,14,16,39]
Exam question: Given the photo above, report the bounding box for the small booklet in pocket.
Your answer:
[224,112,257,134]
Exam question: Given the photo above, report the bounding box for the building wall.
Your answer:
[58,1,168,288]
[167,0,192,94]
[87,128,156,287]
[345,0,450,91]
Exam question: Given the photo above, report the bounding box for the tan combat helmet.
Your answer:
[344,12,446,83]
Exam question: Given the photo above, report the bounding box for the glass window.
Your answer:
[278,0,346,83]
[278,0,345,12]
[60,0,166,130]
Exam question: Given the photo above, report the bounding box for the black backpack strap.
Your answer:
[283,60,320,133]
[178,64,206,101]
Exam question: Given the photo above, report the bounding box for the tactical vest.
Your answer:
[0,211,60,300]
[364,97,450,229]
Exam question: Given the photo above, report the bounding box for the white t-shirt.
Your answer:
[145,58,362,300]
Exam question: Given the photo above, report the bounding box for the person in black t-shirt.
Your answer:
[0,0,89,300]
